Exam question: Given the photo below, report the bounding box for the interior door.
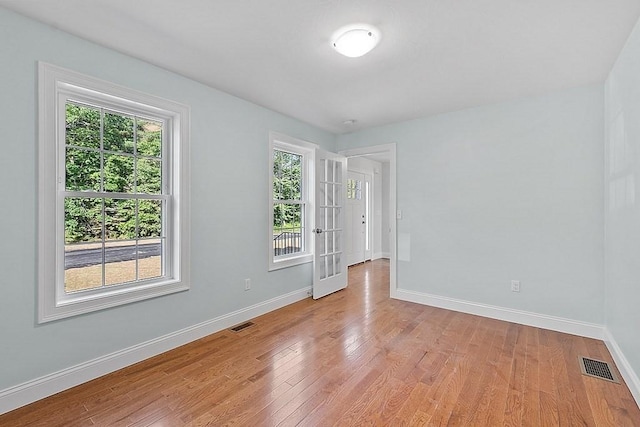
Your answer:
[313,149,347,299]
[347,171,366,265]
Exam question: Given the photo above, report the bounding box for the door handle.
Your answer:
[314,228,323,234]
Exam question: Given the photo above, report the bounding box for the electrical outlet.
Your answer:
[245,278,251,291]
[511,280,520,292]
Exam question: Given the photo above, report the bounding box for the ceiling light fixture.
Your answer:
[332,25,380,58]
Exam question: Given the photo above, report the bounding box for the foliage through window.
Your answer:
[64,103,165,292]
[268,133,315,270]
[38,62,190,322]
[273,149,304,257]
[347,178,362,200]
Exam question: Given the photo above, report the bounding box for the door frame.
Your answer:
[339,143,397,298]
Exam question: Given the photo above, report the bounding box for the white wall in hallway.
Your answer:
[381,162,391,257]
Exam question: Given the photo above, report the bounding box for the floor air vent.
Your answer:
[579,356,619,383]
[230,321,254,332]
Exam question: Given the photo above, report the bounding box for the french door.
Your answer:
[313,149,347,299]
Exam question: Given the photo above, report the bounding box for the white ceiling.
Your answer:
[3,0,640,134]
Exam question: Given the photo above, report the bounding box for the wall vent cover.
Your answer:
[579,356,619,383]
[230,321,254,332]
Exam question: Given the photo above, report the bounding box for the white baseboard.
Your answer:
[396,288,640,406]
[372,252,390,260]
[394,288,605,340]
[604,329,640,407]
[0,287,311,415]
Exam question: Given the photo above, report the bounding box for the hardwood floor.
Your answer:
[2,259,639,426]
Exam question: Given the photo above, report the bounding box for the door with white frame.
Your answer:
[313,149,348,299]
[346,171,372,265]
[340,143,397,298]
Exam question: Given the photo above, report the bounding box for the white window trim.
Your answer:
[268,131,317,271]
[38,62,191,323]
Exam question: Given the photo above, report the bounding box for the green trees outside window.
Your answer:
[273,149,304,256]
[64,103,163,244]
[64,102,165,292]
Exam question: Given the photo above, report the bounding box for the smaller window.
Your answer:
[268,132,317,270]
[347,178,362,200]
[273,149,304,256]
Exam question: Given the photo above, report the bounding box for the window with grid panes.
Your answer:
[269,132,316,270]
[38,63,190,322]
[64,102,165,292]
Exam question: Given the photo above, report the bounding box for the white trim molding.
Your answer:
[395,288,605,340]
[0,287,310,415]
[604,329,640,406]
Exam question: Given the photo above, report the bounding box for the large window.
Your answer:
[269,132,316,270]
[38,63,190,322]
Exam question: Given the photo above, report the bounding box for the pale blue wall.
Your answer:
[605,14,640,384]
[2,2,634,399]
[337,85,605,323]
[0,7,335,390]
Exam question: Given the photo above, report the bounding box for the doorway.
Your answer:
[340,143,397,297]
[346,170,372,265]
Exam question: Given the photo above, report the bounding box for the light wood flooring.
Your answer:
[1,259,639,426]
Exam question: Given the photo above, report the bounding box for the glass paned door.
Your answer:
[313,149,347,299]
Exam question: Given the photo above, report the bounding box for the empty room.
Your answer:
[1,0,640,425]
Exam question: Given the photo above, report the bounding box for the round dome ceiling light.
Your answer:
[332,25,380,58]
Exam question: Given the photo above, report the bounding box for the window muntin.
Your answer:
[268,133,316,270]
[63,102,166,294]
[38,62,190,323]
[273,149,304,257]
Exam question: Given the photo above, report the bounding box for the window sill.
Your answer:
[40,279,189,323]
[268,253,313,271]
